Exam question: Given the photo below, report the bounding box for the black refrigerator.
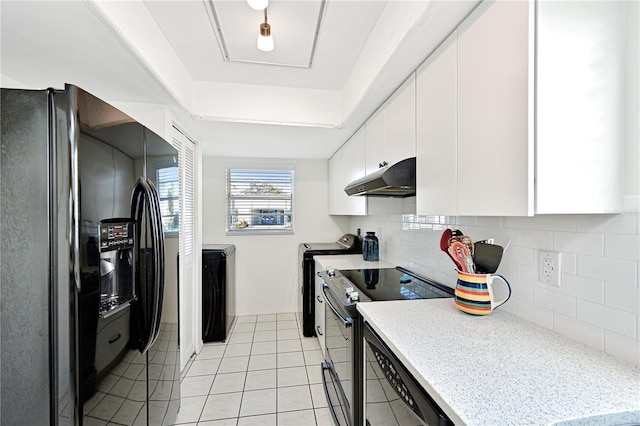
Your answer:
[202,244,236,342]
[0,85,180,425]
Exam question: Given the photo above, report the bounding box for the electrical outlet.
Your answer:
[538,250,561,286]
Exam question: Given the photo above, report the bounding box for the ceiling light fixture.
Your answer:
[257,8,274,52]
[247,0,268,11]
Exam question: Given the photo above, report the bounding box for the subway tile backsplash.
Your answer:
[349,209,640,366]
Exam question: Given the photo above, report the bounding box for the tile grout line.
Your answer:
[186,313,325,426]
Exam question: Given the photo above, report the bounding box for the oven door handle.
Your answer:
[322,284,352,327]
[322,362,341,426]
[321,362,350,426]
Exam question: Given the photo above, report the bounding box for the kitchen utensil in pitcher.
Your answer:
[454,270,512,316]
[473,241,504,273]
[448,235,474,256]
[440,229,458,266]
[449,241,474,273]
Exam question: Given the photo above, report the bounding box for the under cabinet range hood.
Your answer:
[345,157,416,197]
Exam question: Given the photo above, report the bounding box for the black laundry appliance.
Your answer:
[202,244,236,342]
[319,267,453,426]
[1,85,180,425]
[298,234,361,337]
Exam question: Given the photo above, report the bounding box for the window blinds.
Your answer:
[157,165,180,234]
[226,168,294,232]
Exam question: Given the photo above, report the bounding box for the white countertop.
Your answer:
[313,254,395,271]
[357,298,640,426]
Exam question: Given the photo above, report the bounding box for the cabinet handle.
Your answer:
[317,295,323,303]
[109,333,122,344]
[316,326,323,336]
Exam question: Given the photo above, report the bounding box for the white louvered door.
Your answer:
[172,126,198,371]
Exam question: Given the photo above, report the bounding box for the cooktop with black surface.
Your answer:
[339,267,453,302]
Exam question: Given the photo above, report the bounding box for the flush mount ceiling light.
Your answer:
[247,0,268,11]
[257,8,274,52]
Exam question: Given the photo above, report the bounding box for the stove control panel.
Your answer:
[319,269,371,306]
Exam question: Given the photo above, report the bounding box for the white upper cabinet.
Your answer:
[416,31,458,216]
[385,75,417,168]
[328,127,367,215]
[535,0,623,213]
[329,74,416,216]
[416,0,623,216]
[365,75,417,175]
[365,108,385,175]
[456,0,533,216]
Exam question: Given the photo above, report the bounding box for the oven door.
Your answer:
[322,283,353,426]
[363,322,453,426]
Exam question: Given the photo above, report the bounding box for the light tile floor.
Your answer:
[174,313,332,426]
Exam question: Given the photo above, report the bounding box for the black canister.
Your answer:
[363,231,379,261]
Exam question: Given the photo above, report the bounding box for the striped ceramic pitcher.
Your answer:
[454,270,512,316]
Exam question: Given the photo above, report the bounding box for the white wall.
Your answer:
[201,156,350,316]
[348,206,640,366]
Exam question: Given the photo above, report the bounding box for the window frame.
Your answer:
[155,161,180,237]
[225,166,295,236]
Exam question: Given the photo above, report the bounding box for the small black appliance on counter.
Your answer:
[298,233,361,337]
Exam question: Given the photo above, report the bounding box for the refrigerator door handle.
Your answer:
[148,178,165,348]
[131,177,166,354]
[66,90,82,293]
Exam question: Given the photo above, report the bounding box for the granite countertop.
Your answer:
[357,298,640,426]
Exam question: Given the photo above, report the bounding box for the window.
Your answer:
[156,165,180,234]
[226,168,294,234]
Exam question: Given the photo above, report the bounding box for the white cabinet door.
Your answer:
[416,31,458,216]
[365,76,417,175]
[385,75,417,168]
[328,128,367,215]
[457,0,533,216]
[365,109,385,175]
[314,261,326,357]
[535,0,623,213]
[328,148,343,215]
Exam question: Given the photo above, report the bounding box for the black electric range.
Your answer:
[318,266,453,426]
[322,266,453,314]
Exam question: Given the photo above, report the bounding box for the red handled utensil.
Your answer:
[440,229,459,266]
